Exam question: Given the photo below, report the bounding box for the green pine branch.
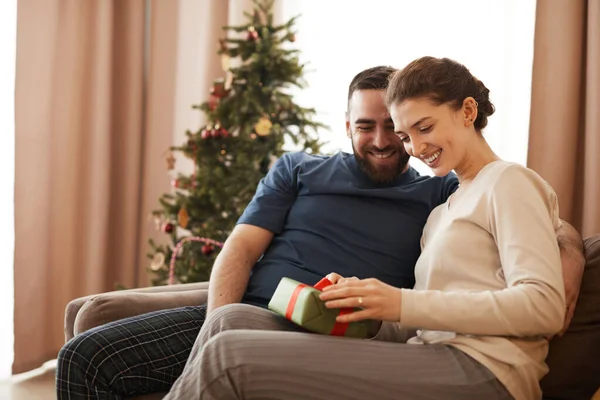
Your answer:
[146,0,328,286]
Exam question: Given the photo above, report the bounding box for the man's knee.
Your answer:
[57,328,122,398]
[57,328,110,390]
[203,304,270,334]
[193,331,248,398]
[58,330,100,366]
[202,330,246,371]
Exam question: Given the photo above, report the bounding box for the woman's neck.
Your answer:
[455,136,500,184]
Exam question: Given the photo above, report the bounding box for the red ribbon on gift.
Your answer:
[285,277,354,337]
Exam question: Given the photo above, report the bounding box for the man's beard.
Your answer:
[352,142,410,185]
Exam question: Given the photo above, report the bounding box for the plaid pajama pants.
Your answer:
[56,304,207,399]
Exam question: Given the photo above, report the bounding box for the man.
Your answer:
[56,66,584,399]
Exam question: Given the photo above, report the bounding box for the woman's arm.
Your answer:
[399,165,566,337]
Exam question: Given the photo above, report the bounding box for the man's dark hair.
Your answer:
[347,66,396,108]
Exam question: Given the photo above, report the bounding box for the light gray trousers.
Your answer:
[163,304,513,400]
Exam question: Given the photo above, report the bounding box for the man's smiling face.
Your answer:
[346,89,410,184]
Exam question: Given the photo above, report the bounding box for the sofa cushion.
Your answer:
[542,235,600,400]
[74,289,208,337]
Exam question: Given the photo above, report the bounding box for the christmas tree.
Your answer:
[147,0,325,286]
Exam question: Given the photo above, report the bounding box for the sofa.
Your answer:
[64,236,600,400]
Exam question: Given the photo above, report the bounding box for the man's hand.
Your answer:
[560,250,584,336]
[325,272,359,285]
[556,220,586,336]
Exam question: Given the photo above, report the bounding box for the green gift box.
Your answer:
[268,277,376,338]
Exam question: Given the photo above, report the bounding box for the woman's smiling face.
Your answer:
[390,97,476,177]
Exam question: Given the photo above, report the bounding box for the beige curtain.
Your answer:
[528,0,600,238]
[13,0,275,376]
[14,0,149,374]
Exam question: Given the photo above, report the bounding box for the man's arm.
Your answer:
[556,219,586,335]
[207,224,274,314]
[206,152,300,314]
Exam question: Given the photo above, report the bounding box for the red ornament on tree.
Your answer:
[201,128,211,139]
[172,178,191,189]
[210,80,228,98]
[211,124,229,139]
[247,26,259,41]
[162,222,174,233]
[201,244,214,256]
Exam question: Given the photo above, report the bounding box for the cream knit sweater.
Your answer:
[401,161,566,400]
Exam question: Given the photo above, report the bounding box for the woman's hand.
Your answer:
[319,277,403,323]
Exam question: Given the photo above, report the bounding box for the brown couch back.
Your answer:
[542,235,600,400]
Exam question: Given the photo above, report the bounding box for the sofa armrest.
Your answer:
[65,282,209,341]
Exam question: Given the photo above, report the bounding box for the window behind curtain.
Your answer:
[282,0,536,176]
[0,0,16,380]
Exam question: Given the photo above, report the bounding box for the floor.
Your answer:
[0,361,56,400]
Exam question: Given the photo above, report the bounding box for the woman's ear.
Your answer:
[462,97,478,127]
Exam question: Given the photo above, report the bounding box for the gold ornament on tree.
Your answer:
[224,71,234,91]
[178,207,190,229]
[254,116,273,136]
[221,54,231,72]
[150,252,165,271]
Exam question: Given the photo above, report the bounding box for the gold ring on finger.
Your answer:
[358,296,363,306]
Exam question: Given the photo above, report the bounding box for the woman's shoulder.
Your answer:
[482,161,554,194]
[481,160,560,221]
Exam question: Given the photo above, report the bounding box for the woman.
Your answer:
[322,57,566,399]
[165,57,565,400]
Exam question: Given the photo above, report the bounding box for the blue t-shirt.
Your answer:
[238,151,458,307]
